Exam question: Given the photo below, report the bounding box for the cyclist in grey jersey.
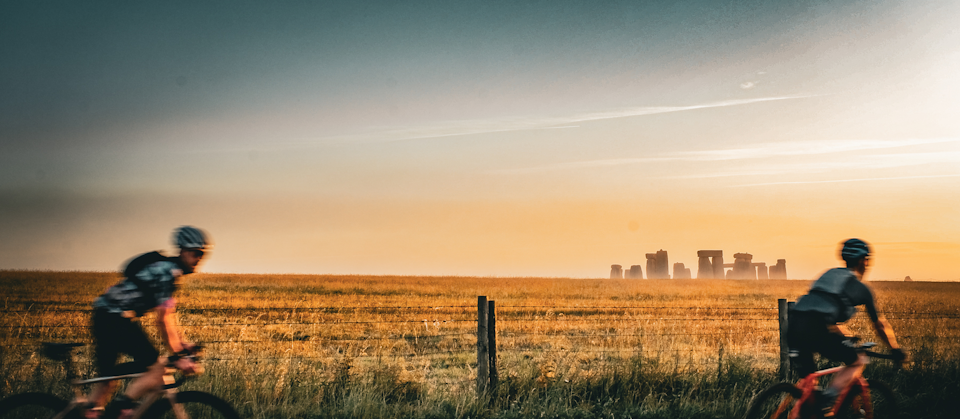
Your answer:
[788,238,905,416]
[86,226,211,419]
[93,257,183,317]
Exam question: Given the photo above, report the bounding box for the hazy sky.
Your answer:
[2,0,959,280]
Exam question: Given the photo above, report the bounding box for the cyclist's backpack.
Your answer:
[122,251,168,289]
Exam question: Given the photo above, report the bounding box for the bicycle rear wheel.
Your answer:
[837,379,898,419]
[744,383,809,419]
[0,393,77,419]
[143,391,239,419]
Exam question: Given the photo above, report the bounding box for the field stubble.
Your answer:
[2,271,959,418]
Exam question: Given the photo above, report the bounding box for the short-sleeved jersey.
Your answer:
[792,267,878,324]
[93,253,187,317]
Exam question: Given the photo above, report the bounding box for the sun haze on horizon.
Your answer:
[1,0,958,281]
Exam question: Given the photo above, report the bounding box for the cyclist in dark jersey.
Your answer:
[788,238,905,416]
[86,226,211,419]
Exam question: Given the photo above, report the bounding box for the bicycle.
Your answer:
[0,342,240,419]
[744,342,901,419]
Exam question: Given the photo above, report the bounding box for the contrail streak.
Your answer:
[730,173,960,187]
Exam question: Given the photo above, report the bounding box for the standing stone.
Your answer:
[645,254,658,279]
[673,263,691,279]
[630,265,643,279]
[770,259,787,279]
[610,265,623,279]
[713,255,725,279]
[755,263,768,280]
[698,256,713,279]
[645,251,670,279]
[732,253,754,279]
[697,250,723,279]
[656,250,670,279]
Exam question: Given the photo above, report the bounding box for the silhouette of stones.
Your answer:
[769,259,788,279]
[696,250,724,279]
[754,262,768,280]
[611,250,785,280]
[646,250,670,279]
[904,276,912,282]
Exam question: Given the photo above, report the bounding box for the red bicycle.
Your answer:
[745,342,900,419]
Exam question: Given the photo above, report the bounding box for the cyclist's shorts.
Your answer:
[91,309,160,376]
[787,310,858,377]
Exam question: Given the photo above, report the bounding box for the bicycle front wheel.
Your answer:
[0,393,77,419]
[837,379,899,419]
[143,391,239,419]
[744,383,807,419]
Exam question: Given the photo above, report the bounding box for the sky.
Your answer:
[1,0,959,280]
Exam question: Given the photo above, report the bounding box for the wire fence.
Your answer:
[2,303,957,364]
[3,300,960,398]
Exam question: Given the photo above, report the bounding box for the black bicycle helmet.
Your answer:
[840,238,870,262]
[174,226,212,250]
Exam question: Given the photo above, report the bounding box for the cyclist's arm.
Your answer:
[155,301,197,373]
[155,299,188,354]
[872,315,901,350]
[865,298,901,350]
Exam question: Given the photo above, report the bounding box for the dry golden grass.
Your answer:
[2,270,959,418]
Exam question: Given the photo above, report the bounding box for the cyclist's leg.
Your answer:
[89,310,122,411]
[825,353,867,397]
[100,319,163,419]
[816,330,863,413]
[786,311,818,378]
[115,319,162,401]
[123,361,165,400]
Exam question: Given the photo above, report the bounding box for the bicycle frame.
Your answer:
[11,343,231,419]
[70,369,184,419]
[789,364,872,419]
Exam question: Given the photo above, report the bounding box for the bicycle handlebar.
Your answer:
[856,341,908,368]
[163,345,205,389]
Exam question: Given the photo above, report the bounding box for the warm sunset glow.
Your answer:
[1,1,958,280]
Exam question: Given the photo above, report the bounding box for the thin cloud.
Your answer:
[673,138,958,161]
[491,138,959,175]
[673,150,960,179]
[491,157,672,175]
[730,173,960,187]
[321,94,819,145]
[564,95,816,125]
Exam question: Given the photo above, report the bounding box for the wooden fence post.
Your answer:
[477,296,489,397]
[786,300,795,382]
[778,298,789,380]
[488,299,498,393]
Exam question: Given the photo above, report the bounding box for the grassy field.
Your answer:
[2,270,959,418]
